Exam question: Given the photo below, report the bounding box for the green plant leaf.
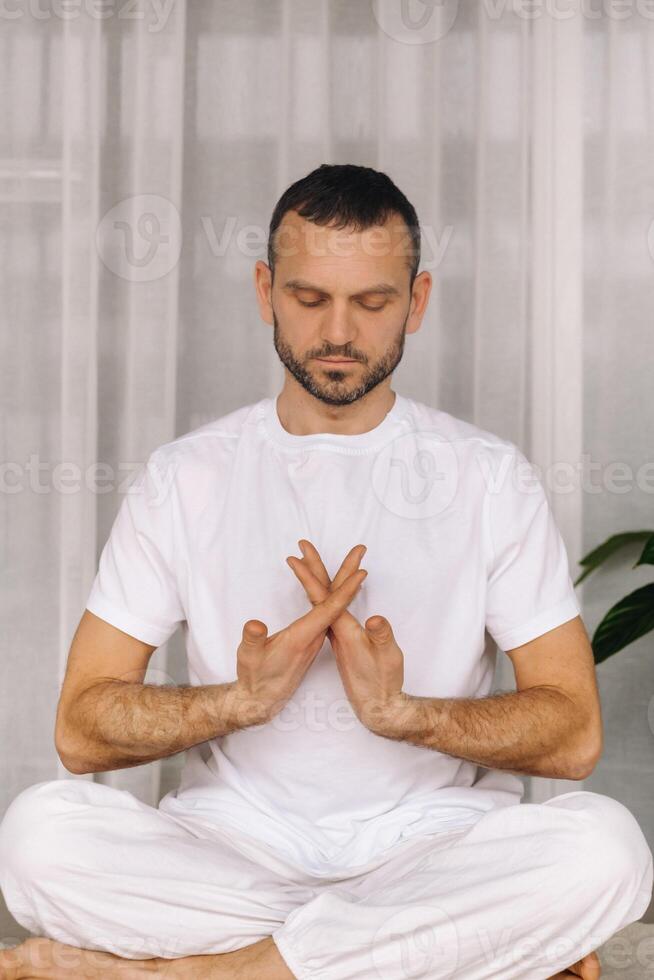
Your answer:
[591,583,654,664]
[634,535,654,568]
[574,531,654,586]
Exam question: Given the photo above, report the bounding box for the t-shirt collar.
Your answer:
[260,390,410,454]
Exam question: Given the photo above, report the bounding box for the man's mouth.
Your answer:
[316,357,359,364]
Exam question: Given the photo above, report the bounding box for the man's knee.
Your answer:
[556,790,653,902]
[0,779,84,893]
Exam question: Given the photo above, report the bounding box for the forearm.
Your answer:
[380,686,593,780]
[58,680,259,775]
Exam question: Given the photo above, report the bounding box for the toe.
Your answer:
[0,941,25,980]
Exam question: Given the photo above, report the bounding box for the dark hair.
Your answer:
[267,163,421,287]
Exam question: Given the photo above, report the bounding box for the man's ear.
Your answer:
[253,260,274,325]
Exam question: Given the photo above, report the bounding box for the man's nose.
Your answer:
[318,302,358,350]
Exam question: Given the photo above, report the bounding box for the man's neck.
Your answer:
[275,384,397,438]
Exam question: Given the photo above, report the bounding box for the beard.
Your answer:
[271,309,408,407]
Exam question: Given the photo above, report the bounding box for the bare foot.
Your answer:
[0,936,161,979]
[550,949,601,978]
[0,935,293,980]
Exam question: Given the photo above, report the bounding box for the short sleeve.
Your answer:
[484,447,581,651]
[85,452,185,646]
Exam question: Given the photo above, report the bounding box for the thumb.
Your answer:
[242,619,268,645]
[365,615,394,645]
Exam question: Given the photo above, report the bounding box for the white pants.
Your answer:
[0,779,651,980]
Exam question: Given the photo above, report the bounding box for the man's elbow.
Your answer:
[54,713,97,775]
[57,752,92,776]
[55,740,111,776]
[564,729,604,781]
[55,716,141,776]
[55,730,92,775]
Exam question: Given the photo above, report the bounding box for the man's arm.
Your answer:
[55,612,258,775]
[61,679,254,775]
[376,616,604,781]
[57,559,366,775]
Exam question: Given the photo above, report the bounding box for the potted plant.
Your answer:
[575,531,654,664]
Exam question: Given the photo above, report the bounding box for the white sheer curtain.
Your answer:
[2,0,653,925]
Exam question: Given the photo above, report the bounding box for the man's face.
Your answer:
[261,211,418,407]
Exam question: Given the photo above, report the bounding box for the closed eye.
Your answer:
[298,299,386,312]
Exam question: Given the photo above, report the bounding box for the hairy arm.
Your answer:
[61,678,253,775]
[379,685,591,780]
[58,561,366,775]
[376,619,602,782]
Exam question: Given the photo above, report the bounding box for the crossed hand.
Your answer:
[232,539,407,733]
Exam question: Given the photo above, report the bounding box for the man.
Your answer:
[0,164,651,979]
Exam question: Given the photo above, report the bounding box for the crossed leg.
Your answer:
[269,789,652,979]
[0,779,305,978]
[0,781,651,979]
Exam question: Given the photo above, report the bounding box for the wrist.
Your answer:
[219,681,270,732]
[366,691,418,740]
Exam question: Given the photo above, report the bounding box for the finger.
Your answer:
[288,551,366,611]
[240,619,268,646]
[290,568,367,645]
[286,555,330,605]
[330,542,367,590]
[365,615,395,645]
[296,539,332,589]
[287,556,362,643]
[298,539,366,592]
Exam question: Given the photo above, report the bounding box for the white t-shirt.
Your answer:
[85,392,581,876]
